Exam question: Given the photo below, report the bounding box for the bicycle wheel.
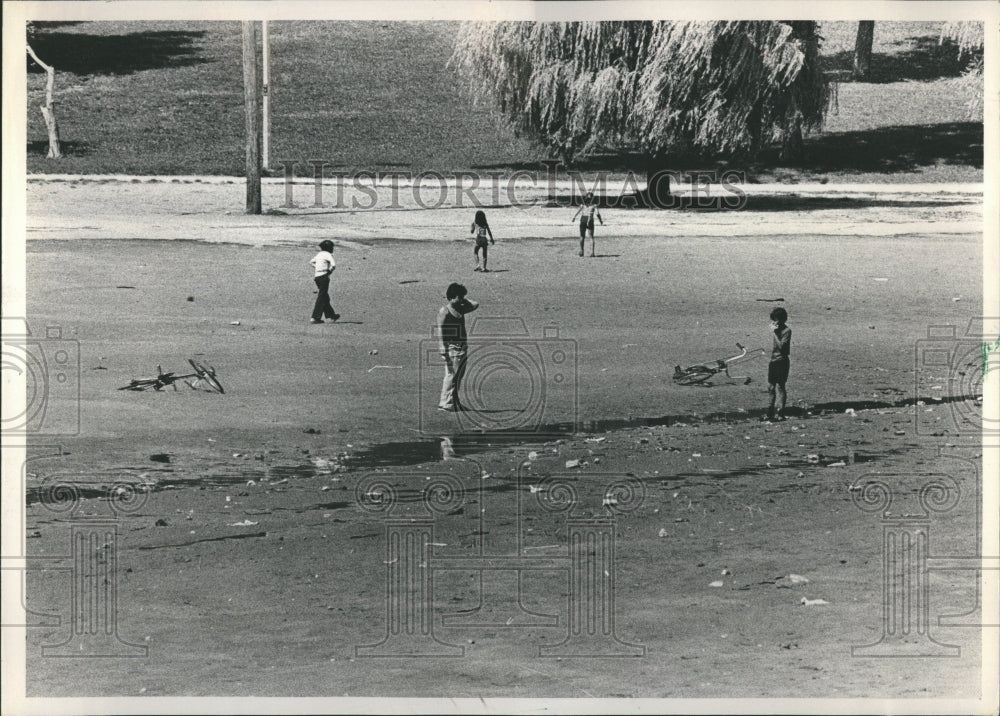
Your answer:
[188,359,224,393]
[119,380,152,391]
[672,368,714,386]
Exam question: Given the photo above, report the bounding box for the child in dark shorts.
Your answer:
[766,307,791,421]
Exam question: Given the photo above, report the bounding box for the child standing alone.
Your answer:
[309,240,340,324]
[471,210,495,272]
[766,307,791,420]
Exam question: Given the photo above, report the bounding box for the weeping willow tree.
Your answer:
[451,21,828,187]
[941,21,984,117]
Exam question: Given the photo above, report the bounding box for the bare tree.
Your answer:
[26,42,62,159]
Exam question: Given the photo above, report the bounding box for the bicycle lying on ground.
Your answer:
[119,358,224,393]
[672,343,765,386]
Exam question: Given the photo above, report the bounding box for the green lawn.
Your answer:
[26,20,983,181]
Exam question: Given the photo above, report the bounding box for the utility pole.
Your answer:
[262,20,270,171]
[242,21,262,214]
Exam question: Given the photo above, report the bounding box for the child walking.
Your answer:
[571,191,603,257]
[471,210,495,272]
[766,307,791,420]
[309,240,340,324]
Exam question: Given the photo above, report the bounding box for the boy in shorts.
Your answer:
[766,307,791,421]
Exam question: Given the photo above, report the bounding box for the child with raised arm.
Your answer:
[471,210,495,272]
[437,283,479,411]
[766,307,791,421]
[571,191,603,257]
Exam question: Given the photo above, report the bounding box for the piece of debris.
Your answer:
[187,296,194,302]
[805,454,820,464]
[709,581,724,588]
[800,597,829,606]
[155,518,168,527]
[873,277,888,282]
[827,461,847,468]
[303,428,320,434]
[230,321,241,326]
[527,451,539,461]
[585,437,607,443]
[368,349,379,355]
[844,408,855,415]
[529,485,543,493]
[565,459,582,469]
[116,285,137,289]
[150,454,171,463]
[228,519,259,527]
[658,528,668,537]
[787,574,809,584]
[755,298,785,302]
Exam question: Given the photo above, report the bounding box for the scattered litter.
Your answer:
[721,568,731,576]
[894,430,906,436]
[709,581,724,588]
[827,461,846,468]
[658,528,668,538]
[796,472,804,478]
[228,519,259,527]
[187,296,194,302]
[150,454,171,463]
[692,453,702,458]
[953,297,961,302]
[529,485,543,493]
[755,298,785,302]
[233,453,242,458]
[225,496,231,502]
[321,485,331,491]
[565,459,582,469]
[805,454,820,464]
[844,408,855,415]
[246,480,255,486]
[527,451,539,461]
[788,574,809,584]
[602,496,618,507]
[155,519,168,527]
[230,321,241,326]
[585,437,607,443]
[873,277,889,282]
[368,350,379,355]
[800,597,829,606]
[481,473,491,480]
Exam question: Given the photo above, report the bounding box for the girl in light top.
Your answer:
[571,192,603,257]
[471,210,495,272]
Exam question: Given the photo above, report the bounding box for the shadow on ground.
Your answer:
[822,35,977,83]
[27,29,208,75]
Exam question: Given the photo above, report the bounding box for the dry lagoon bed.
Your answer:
[15,179,992,702]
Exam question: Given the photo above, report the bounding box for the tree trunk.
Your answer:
[781,99,805,165]
[26,44,62,159]
[853,21,875,80]
[242,22,263,215]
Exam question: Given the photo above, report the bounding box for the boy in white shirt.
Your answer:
[310,240,340,324]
